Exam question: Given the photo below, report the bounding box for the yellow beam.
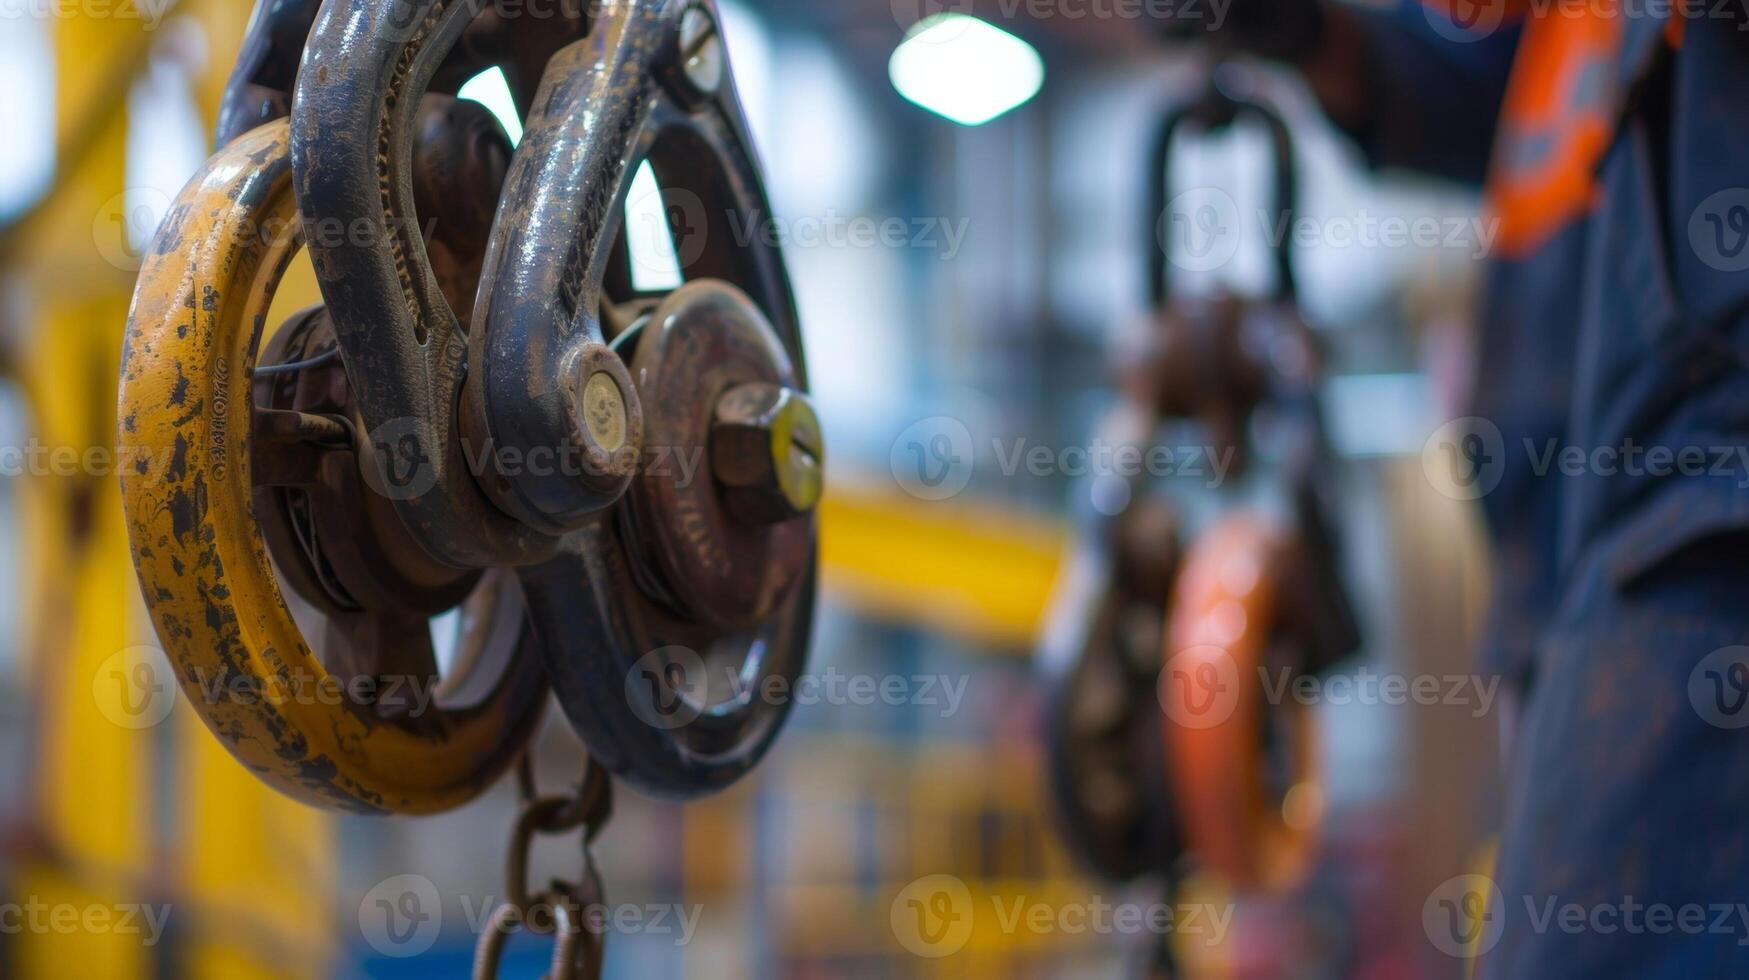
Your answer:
[11,6,332,977]
[818,479,1067,649]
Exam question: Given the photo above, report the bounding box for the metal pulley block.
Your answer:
[1149,69,1358,894]
[1042,67,1307,885]
[286,0,816,797]
[1048,64,1359,895]
[120,0,817,810]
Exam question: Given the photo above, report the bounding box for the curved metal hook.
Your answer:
[1145,64,1298,308]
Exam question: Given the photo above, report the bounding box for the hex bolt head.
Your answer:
[676,6,724,99]
[709,382,823,525]
[565,342,643,509]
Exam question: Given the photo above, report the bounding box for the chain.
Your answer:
[473,752,614,980]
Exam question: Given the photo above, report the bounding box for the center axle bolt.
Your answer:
[708,382,823,526]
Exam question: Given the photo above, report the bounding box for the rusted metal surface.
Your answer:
[290,0,594,564]
[474,756,611,979]
[286,0,816,797]
[461,0,804,533]
[412,94,516,325]
[535,276,818,797]
[252,308,486,703]
[626,281,812,630]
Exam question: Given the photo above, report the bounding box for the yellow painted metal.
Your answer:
[7,11,157,978]
[0,10,151,280]
[13,297,154,980]
[817,481,1066,649]
[175,708,336,977]
[181,0,253,131]
[737,734,1091,975]
[119,119,536,814]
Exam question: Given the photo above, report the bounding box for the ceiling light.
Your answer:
[889,14,1044,127]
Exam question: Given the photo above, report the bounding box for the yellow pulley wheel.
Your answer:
[119,120,544,814]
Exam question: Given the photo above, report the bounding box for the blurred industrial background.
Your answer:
[0,1,1502,976]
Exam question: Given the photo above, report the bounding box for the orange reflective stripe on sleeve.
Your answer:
[1665,0,1688,48]
[1485,4,1624,257]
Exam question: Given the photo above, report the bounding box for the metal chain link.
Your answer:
[473,753,613,980]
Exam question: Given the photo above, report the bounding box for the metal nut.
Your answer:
[709,382,823,525]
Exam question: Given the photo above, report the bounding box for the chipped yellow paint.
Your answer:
[119,120,535,814]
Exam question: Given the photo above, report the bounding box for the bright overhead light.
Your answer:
[458,66,522,146]
[888,14,1044,127]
